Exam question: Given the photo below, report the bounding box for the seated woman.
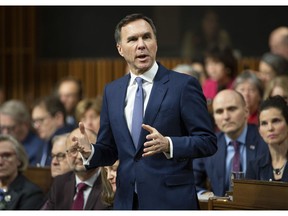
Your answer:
[100,160,119,208]
[263,75,288,104]
[0,134,45,210]
[246,96,288,182]
[75,95,102,134]
[233,70,264,125]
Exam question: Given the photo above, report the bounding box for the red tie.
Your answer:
[71,182,88,210]
[232,141,241,172]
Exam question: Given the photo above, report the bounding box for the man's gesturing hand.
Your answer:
[142,124,170,157]
[71,122,92,159]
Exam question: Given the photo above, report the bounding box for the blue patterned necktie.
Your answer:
[131,77,144,148]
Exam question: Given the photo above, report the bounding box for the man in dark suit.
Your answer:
[42,128,108,210]
[193,89,269,197]
[72,13,217,210]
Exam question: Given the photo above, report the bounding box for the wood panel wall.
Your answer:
[0,6,260,109]
[2,56,259,109]
[0,6,36,106]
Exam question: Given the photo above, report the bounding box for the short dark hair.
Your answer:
[205,45,238,79]
[259,95,288,125]
[114,13,157,43]
[33,95,67,123]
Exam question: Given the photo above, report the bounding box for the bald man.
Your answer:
[269,26,288,60]
[193,89,268,197]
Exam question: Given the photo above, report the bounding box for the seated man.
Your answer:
[0,134,45,210]
[42,128,109,210]
[0,100,43,166]
[193,89,268,197]
[50,134,71,178]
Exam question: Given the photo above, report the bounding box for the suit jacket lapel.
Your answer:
[136,67,169,152]
[245,125,257,161]
[85,175,102,210]
[65,174,76,208]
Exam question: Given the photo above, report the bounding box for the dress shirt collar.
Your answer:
[224,124,248,146]
[129,61,158,85]
[75,168,100,188]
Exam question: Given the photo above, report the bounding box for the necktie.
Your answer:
[0,188,5,202]
[71,182,88,210]
[131,77,144,148]
[232,141,241,172]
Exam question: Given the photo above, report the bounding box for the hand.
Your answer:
[71,122,92,159]
[142,124,170,157]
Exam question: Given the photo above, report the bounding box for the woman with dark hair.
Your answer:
[202,45,238,107]
[246,96,288,182]
[258,52,288,88]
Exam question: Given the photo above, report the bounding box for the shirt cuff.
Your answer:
[81,144,94,166]
[163,136,173,159]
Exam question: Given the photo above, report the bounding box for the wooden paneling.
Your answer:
[0,6,36,106]
[23,166,53,194]
[0,6,261,109]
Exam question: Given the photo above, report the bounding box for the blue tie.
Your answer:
[131,77,144,148]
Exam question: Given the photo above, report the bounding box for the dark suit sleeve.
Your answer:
[171,76,217,159]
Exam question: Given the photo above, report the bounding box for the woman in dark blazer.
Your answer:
[0,135,45,210]
[246,96,288,182]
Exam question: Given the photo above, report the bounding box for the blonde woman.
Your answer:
[263,75,288,104]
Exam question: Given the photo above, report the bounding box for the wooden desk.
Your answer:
[208,179,288,210]
[23,166,53,194]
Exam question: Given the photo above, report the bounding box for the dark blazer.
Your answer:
[85,62,217,210]
[43,171,109,210]
[246,153,288,182]
[2,173,45,210]
[193,124,269,196]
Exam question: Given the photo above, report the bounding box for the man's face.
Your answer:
[213,90,249,138]
[32,106,57,140]
[58,81,80,114]
[116,19,158,75]
[0,114,19,139]
[65,130,86,172]
[51,136,71,177]
[0,140,20,180]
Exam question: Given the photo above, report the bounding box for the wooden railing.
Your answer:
[1,57,259,108]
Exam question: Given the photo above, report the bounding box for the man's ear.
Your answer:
[116,43,124,57]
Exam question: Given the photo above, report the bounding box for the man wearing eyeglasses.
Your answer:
[0,100,43,166]
[31,95,74,167]
[42,128,109,210]
[50,134,71,178]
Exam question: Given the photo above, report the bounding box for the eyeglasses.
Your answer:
[0,125,16,134]
[51,152,66,162]
[32,116,50,127]
[66,147,79,157]
[0,152,16,161]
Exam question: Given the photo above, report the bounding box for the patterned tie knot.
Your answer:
[232,141,240,151]
[77,182,88,192]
